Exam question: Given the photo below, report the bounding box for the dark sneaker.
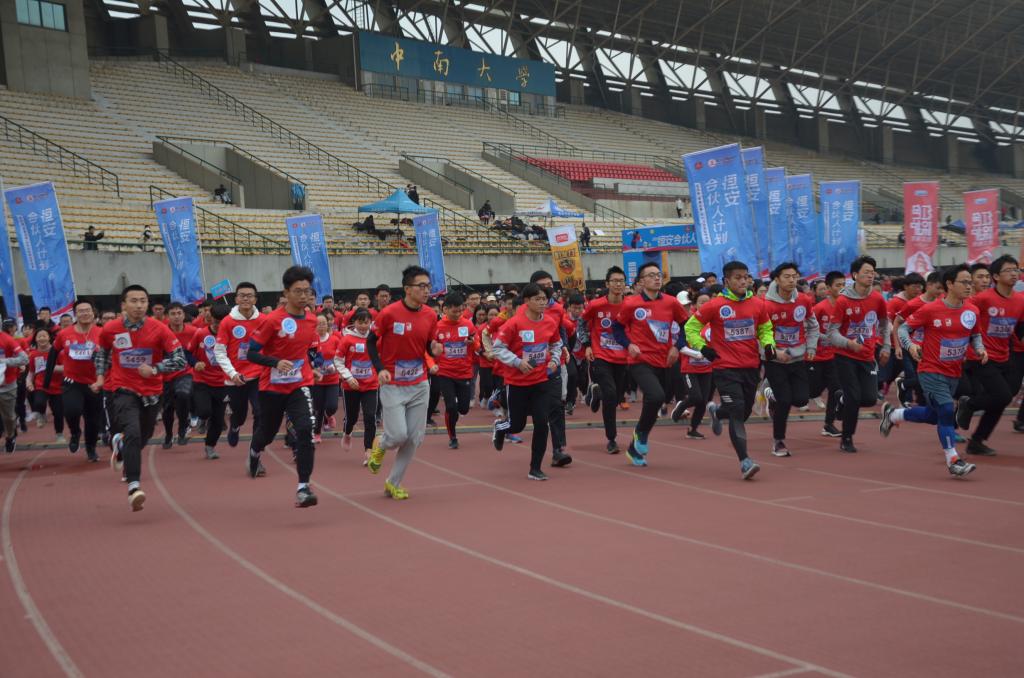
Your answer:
[227,426,240,448]
[606,439,620,454]
[771,440,791,457]
[492,419,509,451]
[821,423,841,437]
[671,400,688,423]
[527,469,548,481]
[295,487,319,507]
[68,433,80,454]
[176,434,188,446]
[966,439,996,457]
[839,438,858,453]
[894,376,908,407]
[551,449,573,467]
[204,446,220,460]
[955,396,974,430]
[585,383,601,413]
[879,402,895,438]
[426,418,438,427]
[247,450,264,478]
[740,458,760,480]
[448,438,459,449]
[708,403,723,436]
[162,438,173,450]
[129,488,146,512]
[86,448,99,463]
[1014,420,1024,433]
[4,436,16,454]
[948,459,977,478]
[685,429,705,440]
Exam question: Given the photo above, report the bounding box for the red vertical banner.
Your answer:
[903,181,939,274]
[963,189,999,265]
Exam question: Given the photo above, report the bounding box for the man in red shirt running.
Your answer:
[432,292,477,448]
[0,327,28,452]
[45,299,104,460]
[214,282,264,447]
[161,302,197,449]
[189,303,230,460]
[580,266,630,454]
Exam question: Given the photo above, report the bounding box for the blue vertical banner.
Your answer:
[154,197,206,305]
[2,181,76,315]
[819,181,861,276]
[0,179,22,321]
[741,147,771,278]
[683,144,758,276]
[285,213,334,302]
[785,174,820,278]
[413,211,447,296]
[765,168,789,269]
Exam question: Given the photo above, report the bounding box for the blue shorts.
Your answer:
[917,371,960,408]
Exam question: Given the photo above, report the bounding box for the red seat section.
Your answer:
[519,156,682,183]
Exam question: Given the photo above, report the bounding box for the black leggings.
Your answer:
[311,383,340,435]
[764,360,809,440]
[964,360,1015,441]
[591,359,628,442]
[712,368,759,461]
[435,376,471,439]
[478,367,495,403]
[507,382,550,472]
[62,380,103,451]
[162,374,193,440]
[680,371,712,430]
[251,387,316,484]
[191,383,227,447]
[629,363,667,438]
[834,355,878,438]
[807,359,841,425]
[343,389,378,449]
[30,390,64,434]
[228,379,260,430]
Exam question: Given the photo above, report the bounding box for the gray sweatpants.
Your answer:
[0,387,16,439]
[379,380,429,487]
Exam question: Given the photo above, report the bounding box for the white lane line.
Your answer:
[766,495,816,503]
[266,453,851,678]
[747,668,817,678]
[414,458,1024,626]
[2,451,84,678]
[148,447,451,678]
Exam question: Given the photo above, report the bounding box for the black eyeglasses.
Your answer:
[406,282,432,290]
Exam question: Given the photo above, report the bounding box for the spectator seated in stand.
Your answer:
[478,200,495,224]
[353,214,376,233]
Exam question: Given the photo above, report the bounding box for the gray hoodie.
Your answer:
[764,280,819,361]
[825,285,892,352]
[213,305,261,379]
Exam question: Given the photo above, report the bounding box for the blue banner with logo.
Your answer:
[620,224,697,251]
[413,212,447,296]
[0,181,21,321]
[765,168,789,269]
[286,213,333,302]
[819,181,861,277]
[785,174,820,278]
[359,31,556,97]
[2,181,75,315]
[154,196,206,305]
[741,147,771,277]
[210,279,232,300]
[683,144,758,277]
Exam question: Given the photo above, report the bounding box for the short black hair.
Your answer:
[529,270,554,284]
[605,265,626,282]
[942,264,971,292]
[73,299,95,314]
[166,302,185,313]
[990,254,1018,277]
[39,306,51,313]
[355,291,371,300]
[31,326,53,346]
[401,266,430,287]
[849,255,877,275]
[443,292,466,308]
[824,271,845,286]
[566,293,586,306]
[520,282,546,300]
[926,271,941,285]
[322,295,334,302]
[722,260,748,278]
[121,284,148,301]
[771,262,800,279]
[375,284,392,294]
[350,308,373,323]
[637,261,661,279]
[210,303,231,321]
[969,262,990,274]
[903,272,925,286]
[283,265,314,290]
[236,281,258,295]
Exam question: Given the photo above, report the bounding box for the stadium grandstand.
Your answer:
[2,0,1024,294]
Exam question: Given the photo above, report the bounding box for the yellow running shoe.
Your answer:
[367,435,386,475]
[384,480,409,500]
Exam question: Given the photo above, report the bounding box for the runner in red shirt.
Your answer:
[244,267,322,508]
[336,308,379,459]
[527,271,572,467]
[808,271,845,437]
[580,266,630,453]
[880,264,985,477]
[97,285,186,511]
[0,326,27,453]
[214,281,264,447]
[45,299,104,460]
[161,302,197,449]
[339,291,377,329]
[188,303,230,460]
[673,302,713,438]
[431,292,477,448]
[311,312,342,444]
[891,272,942,407]
[365,266,442,499]
[491,284,563,480]
[26,327,64,442]
[563,293,587,416]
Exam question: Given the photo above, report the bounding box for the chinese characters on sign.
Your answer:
[432,50,450,78]
[154,197,205,304]
[963,188,999,265]
[478,58,492,82]
[286,214,333,302]
[819,181,861,276]
[903,182,939,274]
[390,42,405,70]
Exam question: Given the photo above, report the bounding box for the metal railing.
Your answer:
[399,154,474,194]
[484,140,684,175]
[157,135,307,189]
[0,114,121,197]
[148,185,290,255]
[154,136,243,186]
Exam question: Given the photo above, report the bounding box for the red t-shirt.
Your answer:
[433,317,477,380]
[337,331,378,391]
[0,334,26,386]
[475,324,495,369]
[969,288,1024,364]
[188,327,227,387]
[495,311,561,387]
[52,324,101,384]
[98,318,181,396]
[904,300,981,378]
[215,310,265,381]
[29,349,62,394]
[691,294,769,370]
[811,299,837,361]
[762,293,815,351]
[371,301,437,387]
[583,296,628,364]
[340,306,378,329]
[887,294,910,347]
[896,295,939,347]
[164,325,197,380]
[831,291,889,361]
[615,292,688,367]
[316,332,342,386]
[191,315,208,328]
[249,308,319,393]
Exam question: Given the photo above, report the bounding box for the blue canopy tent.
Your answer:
[358,190,436,216]
[515,198,584,219]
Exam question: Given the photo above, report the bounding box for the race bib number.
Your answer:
[911,328,925,344]
[237,341,250,361]
[599,332,624,352]
[647,319,670,344]
[118,348,153,369]
[988,316,1015,339]
[34,356,47,373]
[351,360,374,379]
[774,325,801,347]
[270,358,304,384]
[938,338,968,362]
[394,359,424,383]
[68,342,94,360]
[443,341,467,359]
[724,318,755,342]
[846,321,871,342]
[522,343,548,367]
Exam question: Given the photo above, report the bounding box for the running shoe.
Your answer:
[813,397,826,409]
[685,429,705,440]
[68,433,80,453]
[771,440,791,457]
[176,434,188,446]
[764,386,776,420]
[448,438,459,449]
[247,449,265,478]
[948,459,977,478]
[227,425,241,448]
[324,415,336,431]
[708,403,723,436]
[966,439,996,457]
[954,433,967,444]
[313,433,322,444]
[527,469,549,481]
[342,434,352,449]
[295,486,319,507]
[1014,420,1024,433]
[565,402,575,416]
[367,435,387,474]
[492,420,509,451]
[625,443,647,467]
[110,433,124,471]
[426,417,438,427]
[128,488,146,512]
[606,439,620,454]
[384,480,409,500]
[204,446,220,460]
[506,434,524,444]
[619,401,631,410]
[631,429,649,456]
[551,448,573,467]
[86,448,99,463]
[821,423,841,437]
[740,458,760,480]
[56,433,66,444]
[659,405,669,417]
[955,396,974,430]
[585,383,601,413]
[486,390,502,411]
[670,400,688,423]
[4,436,15,454]
[879,402,896,438]
[161,437,173,450]
[839,438,858,453]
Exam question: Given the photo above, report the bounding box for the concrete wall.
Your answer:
[398,157,474,210]
[224,148,297,210]
[443,163,516,214]
[0,0,90,98]
[596,199,687,220]
[153,141,246,207]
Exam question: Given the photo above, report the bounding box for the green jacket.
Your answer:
[684,287,775,350]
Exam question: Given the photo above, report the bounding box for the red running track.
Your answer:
[2,406,1023,677]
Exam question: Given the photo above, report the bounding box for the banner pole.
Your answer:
[0,176,21,324]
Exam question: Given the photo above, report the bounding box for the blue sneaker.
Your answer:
[507,434,524,444]
[740,457,760,480]
[486,390,502,411]
[625,442,647,467]
[227,425,240,448]
[708,403,723,436]
[632,430,649,456]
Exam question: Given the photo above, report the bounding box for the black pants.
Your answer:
[191,383,227,447]
[62,380,103,452]
[435,376,471,439]
[964,360,1015,441]
[427,375,440,417]
[111,391,161,484]
[630,363,667,438]
[343,389,378,449]
[251,387,316,484]
[162,374,193,440]
[591,359,628,442]
[30,391,64,434]
[478,367,494,402]
[681,371,712,430]
[712,368,759,461]
[1012,352,1024,425]
[311,383,340,435]
[228,379,260,430]
[565,357,579,408]
[807,359,840,426]
[764,360,809,441]
[547,369,567,450]
[507,382,550,472]
[834,355,878,439]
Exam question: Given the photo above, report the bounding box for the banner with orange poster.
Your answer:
[963,189,999,265]
[547,225,585,291]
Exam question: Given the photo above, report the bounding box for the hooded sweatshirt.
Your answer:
[335,325,378,391]
[825,284,891,361]
[214,305,263,381]
[762,280,819,361]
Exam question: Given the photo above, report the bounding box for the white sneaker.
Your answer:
[813,397,825,409]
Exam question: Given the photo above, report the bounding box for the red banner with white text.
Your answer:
[903,182,939,274]
[963,189,999,265]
